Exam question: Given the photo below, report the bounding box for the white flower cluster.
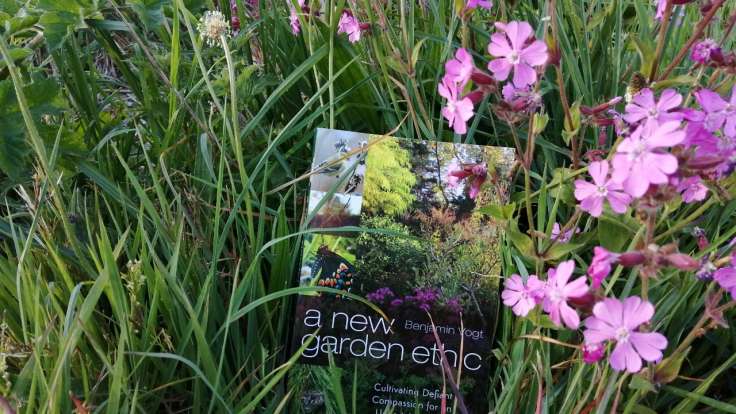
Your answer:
[197,10,230,48]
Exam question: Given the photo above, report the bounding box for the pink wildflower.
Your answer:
[446,162,487,199]
[445,48,475,87]
[623,88,683,127]
[582,342,605,364]
[337,12,362,43]
[695,86,736,137]
[574,160,632,217]
[715,255,736,299]
[612,121,685,197]
[438,76,474,134]
[676,176,708,203]
[502,274,544,316]
[466,0,492,10]
[501,83,542,112]
[691,39,723,65]
[584,297,668,373]
[487,21,548,87]
[542,260,589,329]
[588,247,620,289]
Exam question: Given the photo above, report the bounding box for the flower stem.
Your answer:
[659,0,727,80]
[649,1,673,82]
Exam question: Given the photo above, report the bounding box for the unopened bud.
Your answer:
[664,253,700,271]
[464,89,486,105]
[619,251,646,267]
[470,70,495,85]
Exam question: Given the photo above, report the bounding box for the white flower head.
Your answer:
[198,10,230,47]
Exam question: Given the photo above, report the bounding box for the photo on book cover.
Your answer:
[291,128,515,413]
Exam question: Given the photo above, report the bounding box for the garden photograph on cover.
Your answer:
[1,0,736,412]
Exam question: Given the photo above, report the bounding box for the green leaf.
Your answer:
[0,47,32,69]
[631,35,655,77]
[597,214,635,251]
[507,220,537,262]
[543,242,583,262]
[38,0,101,50]
[562,101,581,146]
[629,374,655,393]
[129,0,166,29]
[478,202,516,221]
[654,347,690,384]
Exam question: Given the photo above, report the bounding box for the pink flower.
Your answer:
[612,121,685,197]
[623,88,684,127]
[289,2,302,35]
[574,160,632,217]
[446,162,487,199]
[551,222,579,243]
[502,83,542,112]
[502,274,544,316]
[715,255,736,299]
[337,12,362,43]
[584,297,668,373]
[438,76,474,134]
[695,86,736,137]
[542,260,589,329]
[655,0,667,20]
[466,0,492,9]
[445,48,475,87]
[487,21,548,87]
[588,247,620,289]
[582,342,605,364]
[676,176,708,203]
[690,39,723,65]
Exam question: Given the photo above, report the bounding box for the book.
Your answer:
[291,128,516,413]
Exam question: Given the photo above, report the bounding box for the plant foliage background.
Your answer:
[0,0,735,412]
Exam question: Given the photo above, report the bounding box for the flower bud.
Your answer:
[664,253,700,271]
[470,70,496,85]
[618,251,646,267]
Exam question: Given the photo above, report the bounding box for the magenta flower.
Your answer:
[695,86,736,137]
[676,176,708,203]
[588,247,620,289]
[445,48,475,87]
[487,21,548,87]
[583,297,668,373]
[582,342,605,364]
[502,274,544,317]
[289,5,301,35]
[337,12,362,43]
[623,88,684,127]
[502,83,542,112]
[574,160,632,217]
[438,76,474,134]
[691,39,723,65]
[466,0,492,9]
[446,162,487,199]
[715,255,736,299]
[542,260,589,329]
[612,121,685,197]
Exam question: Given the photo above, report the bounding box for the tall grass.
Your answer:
[0,0,734,412]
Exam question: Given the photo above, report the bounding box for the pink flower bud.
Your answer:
[664,253,700,271]
[582,342,605,364]
[470,70,496,85]
[618,251,646,267]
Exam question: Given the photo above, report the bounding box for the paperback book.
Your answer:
[291,128,515,413]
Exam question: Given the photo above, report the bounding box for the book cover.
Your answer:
[292,128,516,413]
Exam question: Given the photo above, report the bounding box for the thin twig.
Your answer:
[659,0,727,80]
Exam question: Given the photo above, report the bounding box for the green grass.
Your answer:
[0,0,735,412]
